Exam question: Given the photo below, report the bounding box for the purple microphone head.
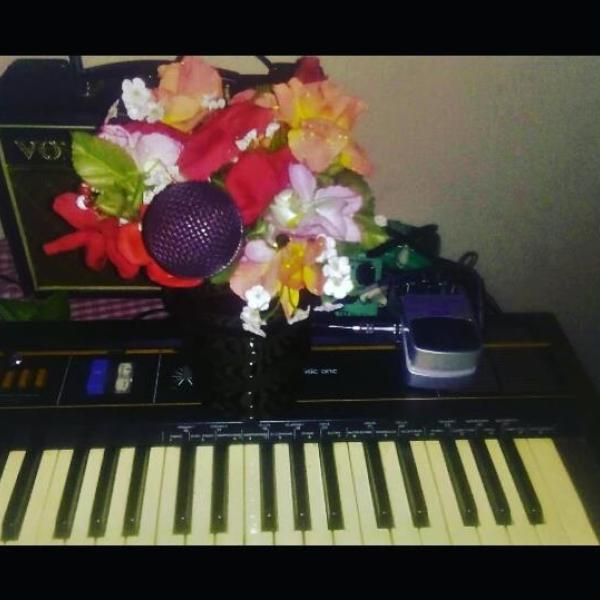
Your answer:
[142,182,244,279]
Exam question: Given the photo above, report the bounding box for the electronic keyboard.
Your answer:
[0,313,599,545]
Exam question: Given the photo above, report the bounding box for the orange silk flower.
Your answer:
[272,77,373,176]
[155,56,223,133]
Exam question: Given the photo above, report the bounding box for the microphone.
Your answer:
[142,181,244,279]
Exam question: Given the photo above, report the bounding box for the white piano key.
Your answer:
[244,444,274,545]
[0,451,26,545]
[273,444,303,546]
[347,442,391,545]
[303,443,333,546]
[378,441,422,545]
[67,448,104,545]
[512,438,570,545]
[35,449,73,545]
[485,439,541,545]
[186,445,214,546]
[6,449,58,545]
[96,447,135,546]
[215,444,244,546]
[455,440,511,545]
[410,441,451,545]
[526,438,597,545]
[155,446,186,545]
[424,441,480,545]
[126,446,165,546]
[332,442,362,545]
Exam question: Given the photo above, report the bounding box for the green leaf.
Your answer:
[210,171,227,191]
[336,170,376,216]
[316,173,335,188]
[95,187,127,217]
[246,218,269,240]
[267,124,290,152]
[354,213,390,250]
[336,241,367,258]
[71,131,141,192]
[209,263,237,285]
[321,160,346,178]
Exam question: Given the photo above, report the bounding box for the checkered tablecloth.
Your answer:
[0,238,168,320]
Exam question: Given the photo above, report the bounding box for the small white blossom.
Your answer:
[75,195,87,211]
[235,129,258,151]
[265,121,281,138]
[141,161,172,204]
[143,161,172,187]
[241,306,267,337]
[201,94,225,111]
[244,285,271,311]
[315,235,337,263]
[323,256,351,279]
[374,214,388,227]
[323,276,354,300]
[121,78,163,123]
[287,306,311,325]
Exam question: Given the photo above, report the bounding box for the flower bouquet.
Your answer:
[42,55,391,413]
[43,56,389,333]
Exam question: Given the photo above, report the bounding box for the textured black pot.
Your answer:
[162,284,311,419]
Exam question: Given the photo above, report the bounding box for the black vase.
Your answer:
[162,284,311,419]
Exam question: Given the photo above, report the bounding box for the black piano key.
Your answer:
[88,447,120,538]
[2,447,43,541]
[0,448,9,480]
[395,440,429,528]
[122,446,150,537]
[210,444,229,534]
[499,437,544,525]
[289,442,311,531]
[470,438,512,526]
[260,444,277,532]
[363,441,394,529]
[440,439,479,527]
[174,445,196,535]
[54,447,89,539]
[319,441,344,530]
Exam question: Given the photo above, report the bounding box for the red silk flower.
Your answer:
[294,56,327,83]
[117,219,203,288]
[178,101,275,182]
[43,193,139,279]
[224,147,295,225]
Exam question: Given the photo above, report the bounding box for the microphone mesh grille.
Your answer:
[142,182,243,278]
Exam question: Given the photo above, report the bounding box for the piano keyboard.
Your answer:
[0,437,596,545]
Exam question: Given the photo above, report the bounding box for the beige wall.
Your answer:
[1,55,599,390]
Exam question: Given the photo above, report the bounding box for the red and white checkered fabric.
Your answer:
[0,238,168,320]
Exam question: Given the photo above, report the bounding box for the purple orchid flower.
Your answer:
[267,163,363,242]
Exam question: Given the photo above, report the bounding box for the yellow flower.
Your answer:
[230,238,325,322]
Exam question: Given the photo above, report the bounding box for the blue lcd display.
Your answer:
[86,359,110,396]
